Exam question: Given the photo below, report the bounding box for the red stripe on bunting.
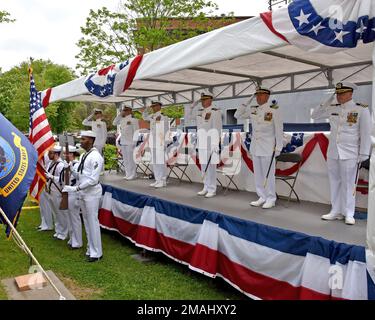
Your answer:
[241,133,329,177]
[260,11,289,43]
[99,208,345,300]
[42,88,52,108]
[123,55,144,92]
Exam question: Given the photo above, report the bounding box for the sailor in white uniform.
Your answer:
[45,145,69,240]
[37,151,53,231]
[234,87,283,209]
[63,131,104,262]
[312,82,372,225]
[142,101,170,188]
[61,145,82,249]
[192,92,222,198]
[82,108,107,156]
[113,105,140,180]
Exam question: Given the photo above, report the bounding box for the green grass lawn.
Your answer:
[0,207,246,300]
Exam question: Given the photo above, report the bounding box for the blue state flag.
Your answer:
[0,113,37,235]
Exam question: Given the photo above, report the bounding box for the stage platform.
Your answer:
[101,173,366,247]
[99,172,374,300]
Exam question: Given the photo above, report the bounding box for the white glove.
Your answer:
[275,150,281,157]
[62,186,78,193]
[321,93,335,107]
[62,160,70,169]
[45,172,53,180]
[213,145,220,153]
[358,154,369,163]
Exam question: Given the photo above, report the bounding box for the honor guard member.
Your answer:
[113,105,140,180]
[61,146,82,249]
[235,87,283,209]
[82,108,108,156]
[312,82,371,225]
[45,144,69,240]
[63,131,104,261]
[37,151,54,231]
[195,92,222,198]
[142,101,170,188]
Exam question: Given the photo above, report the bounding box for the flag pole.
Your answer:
[0,206,66,300]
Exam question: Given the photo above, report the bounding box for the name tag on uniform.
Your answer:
[97,124,101,128]
[331,113,339,116]
[155,116,161,122]
[347,112,358,124]
[127,121,132,125]
[204,113,211,121]
[251,112,257,115]
[264,112,273,122]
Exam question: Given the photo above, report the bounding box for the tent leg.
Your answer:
[366,44,375,273]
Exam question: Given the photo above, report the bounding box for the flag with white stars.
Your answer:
[28,68,55,201]
[85,61,129,98]
[265,0,375,52]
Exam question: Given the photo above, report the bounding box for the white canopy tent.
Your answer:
[41,1,375,273]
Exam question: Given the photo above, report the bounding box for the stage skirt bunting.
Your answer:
[99,185,374,300]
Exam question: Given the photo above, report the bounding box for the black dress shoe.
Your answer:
[87,256,103,262]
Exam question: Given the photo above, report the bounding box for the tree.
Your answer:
[0,60,82,133]
[0,10,14,24]
[76,0,234,74]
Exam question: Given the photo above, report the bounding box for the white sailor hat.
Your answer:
[67,145,77,153]
[80,130,96,138]
[94,108,103,114]
[335,82,357,94]
[52,144,62,152]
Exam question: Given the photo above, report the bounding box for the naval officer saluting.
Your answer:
[234,87,283,209]
[312,82,371,225]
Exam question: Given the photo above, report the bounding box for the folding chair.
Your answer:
[275,153,303,203]
[216,150,241,195]
[136,149,153,178]
[356,158,370,191]
[167,147,193,183]
[107,149,126,174]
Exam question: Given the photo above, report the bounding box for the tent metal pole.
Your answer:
[366,43,375,278]
[0,206,66,300]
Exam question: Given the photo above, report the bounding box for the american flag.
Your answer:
[28,68,55,201]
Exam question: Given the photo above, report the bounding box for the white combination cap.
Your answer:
[335,82,358,93]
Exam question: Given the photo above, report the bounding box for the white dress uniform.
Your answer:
[70,146,104,259]
[82,115,108,156]
[38,152,53,230]
[46,157,69,240]
[143,108,170,187]
[312,97,371,221]
[113,114,139,179]
[196,104,222,196]
[61,160,82,249]
[235,99,283,207]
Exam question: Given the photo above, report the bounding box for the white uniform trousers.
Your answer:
[67,194,82,248]
[47,191,69,240]
[80,196,102,258]
[151,148,167,183]
[199,149,218,194]
[121,144,137,179]
[327,158,357,218]
[252,155,276,203]
[39,190,53,230]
